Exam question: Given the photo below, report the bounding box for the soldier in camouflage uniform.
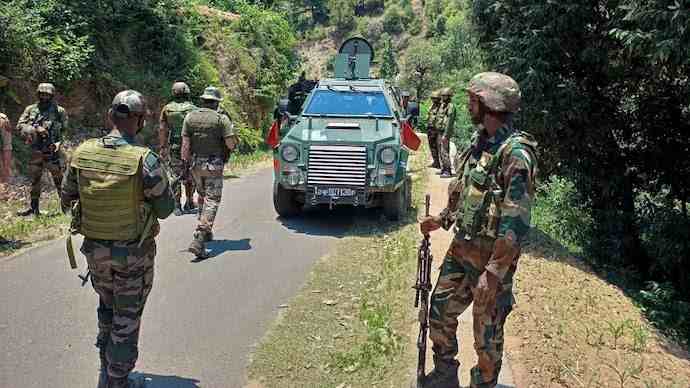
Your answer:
[419,72,538,388]
[16,83,68,216]
[0,112,11,182]
[61,90,174,388]
[182,86,237,258]
[159,82,197,215]
[437,87,456,178]
[426,90,442,169]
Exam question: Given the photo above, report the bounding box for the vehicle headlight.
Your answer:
[379,147,396,164]
[281,145,299,162]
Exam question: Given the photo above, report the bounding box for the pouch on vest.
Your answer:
[71,139,149,241]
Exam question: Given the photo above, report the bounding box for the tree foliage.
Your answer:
[378,34,398,80]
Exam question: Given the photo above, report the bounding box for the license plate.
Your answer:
[316,187,356,197]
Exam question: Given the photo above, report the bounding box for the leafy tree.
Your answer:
[382,4,404,34]
[401,40,442,100]
[378,34,398,80]
[328,0,356,31]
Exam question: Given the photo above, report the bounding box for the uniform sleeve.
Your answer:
[438,177,463,230]
[485,145,536,280]
[444,105,456,137]
[221,115,235,138]
[16,106,33,133]
[159,106,168,124]
[182,115,191,138]
[142,152,175,219]
[61,164,80,209]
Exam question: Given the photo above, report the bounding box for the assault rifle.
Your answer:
[414,194,434,386]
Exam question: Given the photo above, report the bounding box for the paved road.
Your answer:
[0,168,359,388]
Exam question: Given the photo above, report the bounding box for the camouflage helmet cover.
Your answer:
[440,87,453,97]
[430,90,441,99]
[36,83,56,96]
[200,86,223,102]
[111,90,147,118]
[172,82,191,96]
[467,72,521,113]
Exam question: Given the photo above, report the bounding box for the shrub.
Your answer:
[382,5,404,35]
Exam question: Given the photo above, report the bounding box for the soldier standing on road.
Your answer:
[419,72,538,388]
[0,112,12,182]
[437,87,456,178]
[182,86,237,258]
[159,81,197,215]
[15,83,68,216]
[426,90,442,169]
[61,90,174,388]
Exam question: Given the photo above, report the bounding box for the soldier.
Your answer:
[182,86,237,258]
[426,90,442,169]
[159,81,197,215]
[418,72,537,388]
[1,112,11,182]
[437,87,456,178]
[61,90,174,388]
[15,83,68,216]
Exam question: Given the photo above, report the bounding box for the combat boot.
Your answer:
[17,199,39,217]
[106,375,144,388]
[183,199,196,213]
[429,162,441,169]
[419,357,460,388]
[173,204,183,217]
[188,231,206,258]
[439,169,453,178]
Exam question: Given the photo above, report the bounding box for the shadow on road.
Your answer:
[191,238,252,262]
[131,372,200,387]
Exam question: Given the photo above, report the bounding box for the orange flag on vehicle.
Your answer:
[401,121,421,151]
[265,120,280,149]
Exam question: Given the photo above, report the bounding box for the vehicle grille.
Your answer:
[308,145,367,186]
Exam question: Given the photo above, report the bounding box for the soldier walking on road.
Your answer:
[182,86,237,258]
[437,87,456,178]
[61,90,174,388]
[418,72,538,388]
[159,82,197,215]
[15,83,68,216]
[426,90,442,169]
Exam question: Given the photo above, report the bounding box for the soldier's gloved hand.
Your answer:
[473,271,499,308]
[419,215,442,235]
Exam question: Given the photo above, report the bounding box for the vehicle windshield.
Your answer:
[304,89,391,117]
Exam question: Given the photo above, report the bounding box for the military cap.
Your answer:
[36,83,56,96]
[172,82,191,96]
[440,87,453,97]
[430,90,441,99]
[111,90,147,118]
[200,86,223,102]
[467,72,521,113]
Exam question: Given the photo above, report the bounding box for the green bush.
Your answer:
[382,5,404,34]
[638,281,690,348]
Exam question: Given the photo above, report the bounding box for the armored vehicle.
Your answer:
[270,38,418,220]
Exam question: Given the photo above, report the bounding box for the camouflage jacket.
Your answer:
[440,125,538,280]
[439,102,457,138]
[16,102,68,148]
[426,103,442,130]
[61,130,175,239]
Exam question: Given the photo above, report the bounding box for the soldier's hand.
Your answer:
[160,147,169,160]
[419,215,442,235]
[473,271,499,307]
[442,136,449,144]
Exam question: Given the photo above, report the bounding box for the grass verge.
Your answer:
[247,145,429,388]
[224,149,272,178]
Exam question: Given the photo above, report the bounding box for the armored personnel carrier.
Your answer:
[269,38,419,220]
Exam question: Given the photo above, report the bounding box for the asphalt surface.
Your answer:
[0,167,360,388]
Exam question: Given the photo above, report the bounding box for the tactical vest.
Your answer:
[455,132,537,240]
[70,138,150,241]
[165,101,195,150]
[186,108,226,157]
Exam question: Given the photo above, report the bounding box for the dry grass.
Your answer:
[505,230,690,388]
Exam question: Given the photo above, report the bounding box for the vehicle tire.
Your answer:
[273,182,301,218]
[383,179,410,221]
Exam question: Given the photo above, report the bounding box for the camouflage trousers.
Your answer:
[427,129,440,166]
[192,167,223,233]
[437,135,452,172]
[429,236,516,388]
[81,238,156,379]
[167,154,194,205]
[28,152,62,200]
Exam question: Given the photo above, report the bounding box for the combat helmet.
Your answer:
[172,82,191,97]
[36,83,56,96]
[430,90,441,100]
[440,87,453,97]
[111,90,147,118]
[467,72,521,113]
[200,86,223,102]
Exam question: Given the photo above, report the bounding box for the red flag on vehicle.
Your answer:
[265,120,280,149]
[401,121,421,151]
